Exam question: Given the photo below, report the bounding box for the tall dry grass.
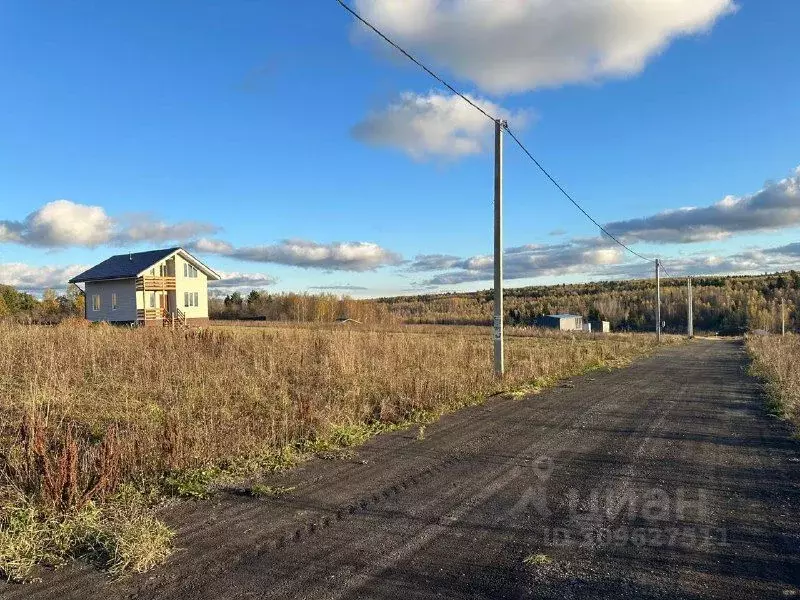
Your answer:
[0,322,673,579]
[0,323,669,498]
[746,334,800,425]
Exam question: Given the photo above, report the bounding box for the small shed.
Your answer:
[589,320,611,333]
[537,314,584,331]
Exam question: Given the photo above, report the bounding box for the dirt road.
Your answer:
[8,339,800,599]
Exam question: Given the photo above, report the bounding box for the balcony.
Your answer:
[136,276,176,291]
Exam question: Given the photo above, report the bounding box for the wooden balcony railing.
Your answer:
[137,308,165,321]
[136,276,176,291]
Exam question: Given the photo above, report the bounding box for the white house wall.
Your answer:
[85,279,137,322]
[174,254,209,319]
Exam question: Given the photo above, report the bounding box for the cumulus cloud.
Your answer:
[406,254,463,272]
[0,200,220,248]
[189,238,403,272]
[412,238,800,287]
[352,91,529,160]
[605,167,800,243]
[352,0,736,94]
[0,262,89,295]
[766,242,800,257]
[1,200,114,247]
[605,248,800,280]
[412,239,624,285]
[114,214,219,245]
[209,271,278,295]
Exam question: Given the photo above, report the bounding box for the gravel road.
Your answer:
[7,338,800,599]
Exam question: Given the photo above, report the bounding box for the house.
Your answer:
[589,320,611,333]
[536,314,584,331]
[69,247,220,326]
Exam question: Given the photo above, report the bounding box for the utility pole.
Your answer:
[782,297,786,336]
[687,276,694,338]
[656,259,661,342]
[493,119,507,377]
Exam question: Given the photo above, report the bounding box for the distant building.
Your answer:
[537,314,584,331]
[69,247,220,327]
[589,320,611,333]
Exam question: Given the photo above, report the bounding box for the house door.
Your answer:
[159,293,169,313]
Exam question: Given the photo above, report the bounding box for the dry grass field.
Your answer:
[747,334,800,426]
[0,321,675,581]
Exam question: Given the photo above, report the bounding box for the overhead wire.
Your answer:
[334,0,668,270]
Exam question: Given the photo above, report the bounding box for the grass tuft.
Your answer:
[523,553,553,566]
[0,487,172,582]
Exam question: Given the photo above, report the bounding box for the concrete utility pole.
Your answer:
[782,297,786,336]
[656,259,662,342]
[687,276,694,338]
[493,119,507,377]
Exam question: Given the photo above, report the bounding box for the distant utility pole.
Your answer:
[494,119,507,377]
[687,276,694,338]
[782,297,786,336]
[656,259,662,342]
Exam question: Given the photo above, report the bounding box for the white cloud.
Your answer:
[209,271,278,295]
[0,200,220,249]
[352,91,529,160]
[7,200,115,247]
[189,238,403,272]
[0,262,89,294]
[353,0,736,94]
[413,238,625,285]
[605,167,800,243]
[114,214,219,245]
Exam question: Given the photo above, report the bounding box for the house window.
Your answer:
[183,263,188,277]
[111,293,118,310]
[184,291,190,307]
[193,292,199,307]
[92,295,100,311]
[150,267,155,276]
[149,292,156,308]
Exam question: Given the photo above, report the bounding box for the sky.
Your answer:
[1,0,798,297]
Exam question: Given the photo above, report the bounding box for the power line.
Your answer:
[334,0,659,268]
[334,0,495,123]
[504,126,654,264]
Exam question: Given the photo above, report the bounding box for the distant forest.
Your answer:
[2,271,799,333]
[379,271,800,333]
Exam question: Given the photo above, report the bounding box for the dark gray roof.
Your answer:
[69,248,180,283]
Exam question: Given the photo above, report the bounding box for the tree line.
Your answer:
[0,284,85,323]
[211,290,394,324]
[378,271,800,333]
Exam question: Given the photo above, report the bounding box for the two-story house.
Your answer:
[69,247,220,326]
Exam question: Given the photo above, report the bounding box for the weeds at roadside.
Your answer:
[162,467,221,500]
[523,553,553,566]
[746,334,800,426]
[0,486,172,583]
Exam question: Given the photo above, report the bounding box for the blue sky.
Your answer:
[1,0,798,297]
